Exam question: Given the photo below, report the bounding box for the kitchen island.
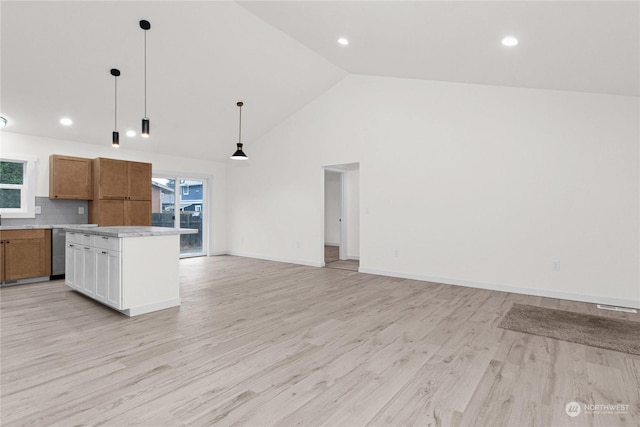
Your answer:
[64,226,196,316]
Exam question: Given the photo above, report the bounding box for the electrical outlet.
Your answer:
[394,249,399,257]
[35,206,42,214]
[296,241,301,248]
[78,207,85,215]
[552,261,560,272]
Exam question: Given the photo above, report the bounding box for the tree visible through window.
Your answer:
[0,160,25,208]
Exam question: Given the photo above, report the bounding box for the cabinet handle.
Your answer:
[84,234,91,237]
[101,236,109,240]
[102,251,108,254]
[84,247,90,250]
[69,244,74,247]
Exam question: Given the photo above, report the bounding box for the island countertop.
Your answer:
[0,224,98,231]
[63,226,198,238]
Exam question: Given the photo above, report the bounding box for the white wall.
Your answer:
[346,164,360,259]
[0,132,228,254]
[324,170,341,246]
[227,75,640,308]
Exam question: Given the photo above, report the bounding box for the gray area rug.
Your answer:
[498,303,640,355]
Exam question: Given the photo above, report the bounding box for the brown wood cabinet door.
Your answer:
[4,231,51,280]
[0,241,5,281]
[49,155,93,200]
[127,162,152,201]
[95,158,127,199]
[99,200,126,226]
[126,200,151,226]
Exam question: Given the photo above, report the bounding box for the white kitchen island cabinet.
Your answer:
[65,226,195,316]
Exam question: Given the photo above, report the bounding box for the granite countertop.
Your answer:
[63,226,198,238]
[0,224,98,231]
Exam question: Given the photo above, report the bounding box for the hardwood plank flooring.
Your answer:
[324,245,359,271]
[1,255,639,426]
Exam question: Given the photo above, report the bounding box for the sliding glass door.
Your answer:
[152,175,207,257]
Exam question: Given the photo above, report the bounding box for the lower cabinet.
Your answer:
[95,248,120,308]
[66,233,121,309]
[1,229,51,281]
[65,230,180,316]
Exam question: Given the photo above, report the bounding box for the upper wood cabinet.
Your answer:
[125,200,152,226]
[89,158,152,226]
[93,158,127,199]
[93,158,151,201]
[88,199,151,226]
[89,199,125,226]
[127,161,152,201]
[49,155,93,200]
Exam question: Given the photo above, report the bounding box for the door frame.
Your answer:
[323,167,347,261]
[152,171,210,258]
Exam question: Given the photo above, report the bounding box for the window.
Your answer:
[195,205,202,212]
[182,185,189,195]
[0,161,24,208]
[0,154,37,218]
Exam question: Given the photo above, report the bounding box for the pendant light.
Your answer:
[111,68,120,148]
[140,19,151,138]
[230,102,248,160]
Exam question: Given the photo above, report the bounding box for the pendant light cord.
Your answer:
[144,30,147,118]
[238,105,242,144]
[114,76,118,130]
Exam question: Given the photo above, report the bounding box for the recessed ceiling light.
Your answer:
[0,117,7,128]
[126,130,136,137]
[60,117,73,126]
[337,37,349,46]
[501,36,518,47]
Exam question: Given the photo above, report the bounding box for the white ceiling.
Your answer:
[0,1,346,161]
[1,1,638,162]
[240,1,639,97]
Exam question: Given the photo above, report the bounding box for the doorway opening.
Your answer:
[323,164,359,272]
[151,175,208,258]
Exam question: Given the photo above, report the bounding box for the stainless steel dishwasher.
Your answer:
[51,228,67,279]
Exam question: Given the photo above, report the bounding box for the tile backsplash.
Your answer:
[2,197,89,226]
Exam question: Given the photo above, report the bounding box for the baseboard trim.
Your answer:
[1,276,49,286]
[228,251,324,268]
[123,298,181,317]
[347,256,360,261]
[208,251,229,256]
[359,267,640,309]
[324,243,340,247]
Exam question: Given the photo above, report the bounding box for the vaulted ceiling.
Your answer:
[1,1,638,162]
[0,1,346,161]
[240,1,639,97]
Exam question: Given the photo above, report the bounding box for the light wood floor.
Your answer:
[325,245,359,272]
[1,255,639,426]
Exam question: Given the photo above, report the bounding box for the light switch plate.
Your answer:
[35,206,42,214]
[78,207,85,215]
